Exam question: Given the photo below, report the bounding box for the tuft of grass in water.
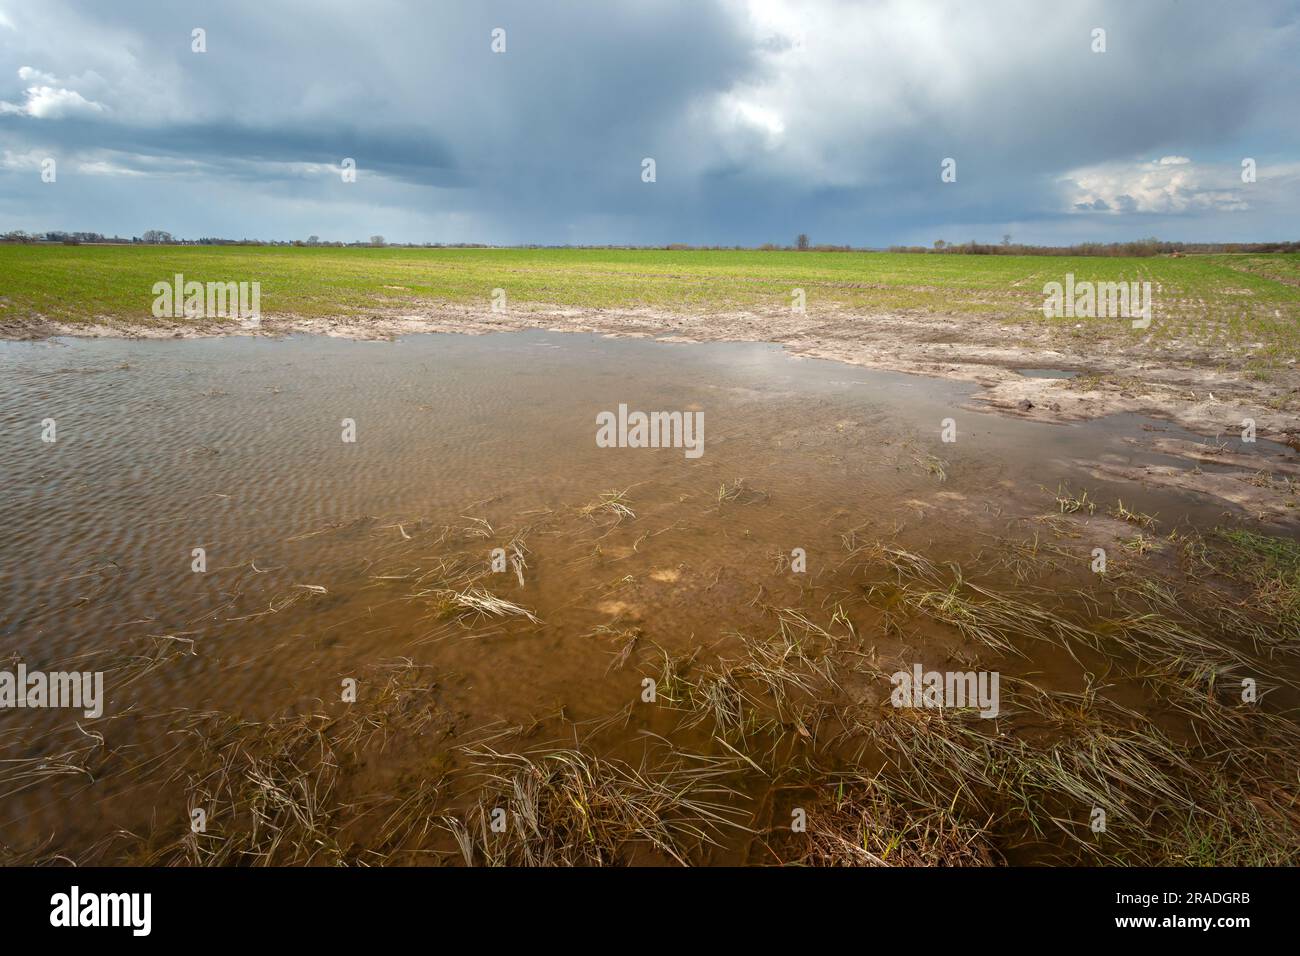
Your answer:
[784,774,1000,866]
[1110,500,1158,529]
[431,586,541,625]
[1121,532,1161,556]
[505,534,530,587]
[442,743,751,866]
[590,622,642,674]
[717,478,770,506]
[911,454,948,482]
[579,488,637,524]
[651,615,841,759]
[1053,485,1096,515]
[1157,779,1300,866]
[977,533,1044,584]
[134,660,451,866]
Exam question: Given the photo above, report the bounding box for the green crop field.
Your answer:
[3,244,1298,359]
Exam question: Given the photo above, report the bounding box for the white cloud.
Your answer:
[17,66,56,85]
[1062,157,1250,214]
[1,66,108,118]
[714,93,786,148]
[75,158,145,177]
[23,84,105,117]
[0,148,48,169]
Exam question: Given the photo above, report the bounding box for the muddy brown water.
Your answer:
[0,330,1288,859]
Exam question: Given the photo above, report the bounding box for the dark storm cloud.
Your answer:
[0,0,1296,244]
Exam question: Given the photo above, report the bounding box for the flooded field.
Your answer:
[2,331,1297,865]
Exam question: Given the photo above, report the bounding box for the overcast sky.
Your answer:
[1,0,1296,246]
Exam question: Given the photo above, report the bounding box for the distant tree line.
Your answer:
[1,230,134,245]
[891,238,1300,257]
[0,230,491,248]
[671,237,1300,256]
[3,230,1297,256]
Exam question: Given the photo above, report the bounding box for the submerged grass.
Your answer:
[443,743,750,866]
[4,484,1298,867]
[134,660,450,866]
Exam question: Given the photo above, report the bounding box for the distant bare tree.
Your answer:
[142,230,173,244]
[307,235,320,245]
[933,239,946,250]
[1002,233,1012,246]
[369,235,385,247]
[796,233,810,251]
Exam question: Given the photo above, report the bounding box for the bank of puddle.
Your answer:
[1,331,1296,865]
[1014,367,1078,379]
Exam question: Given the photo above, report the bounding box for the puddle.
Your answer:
[0,331,1295,864]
